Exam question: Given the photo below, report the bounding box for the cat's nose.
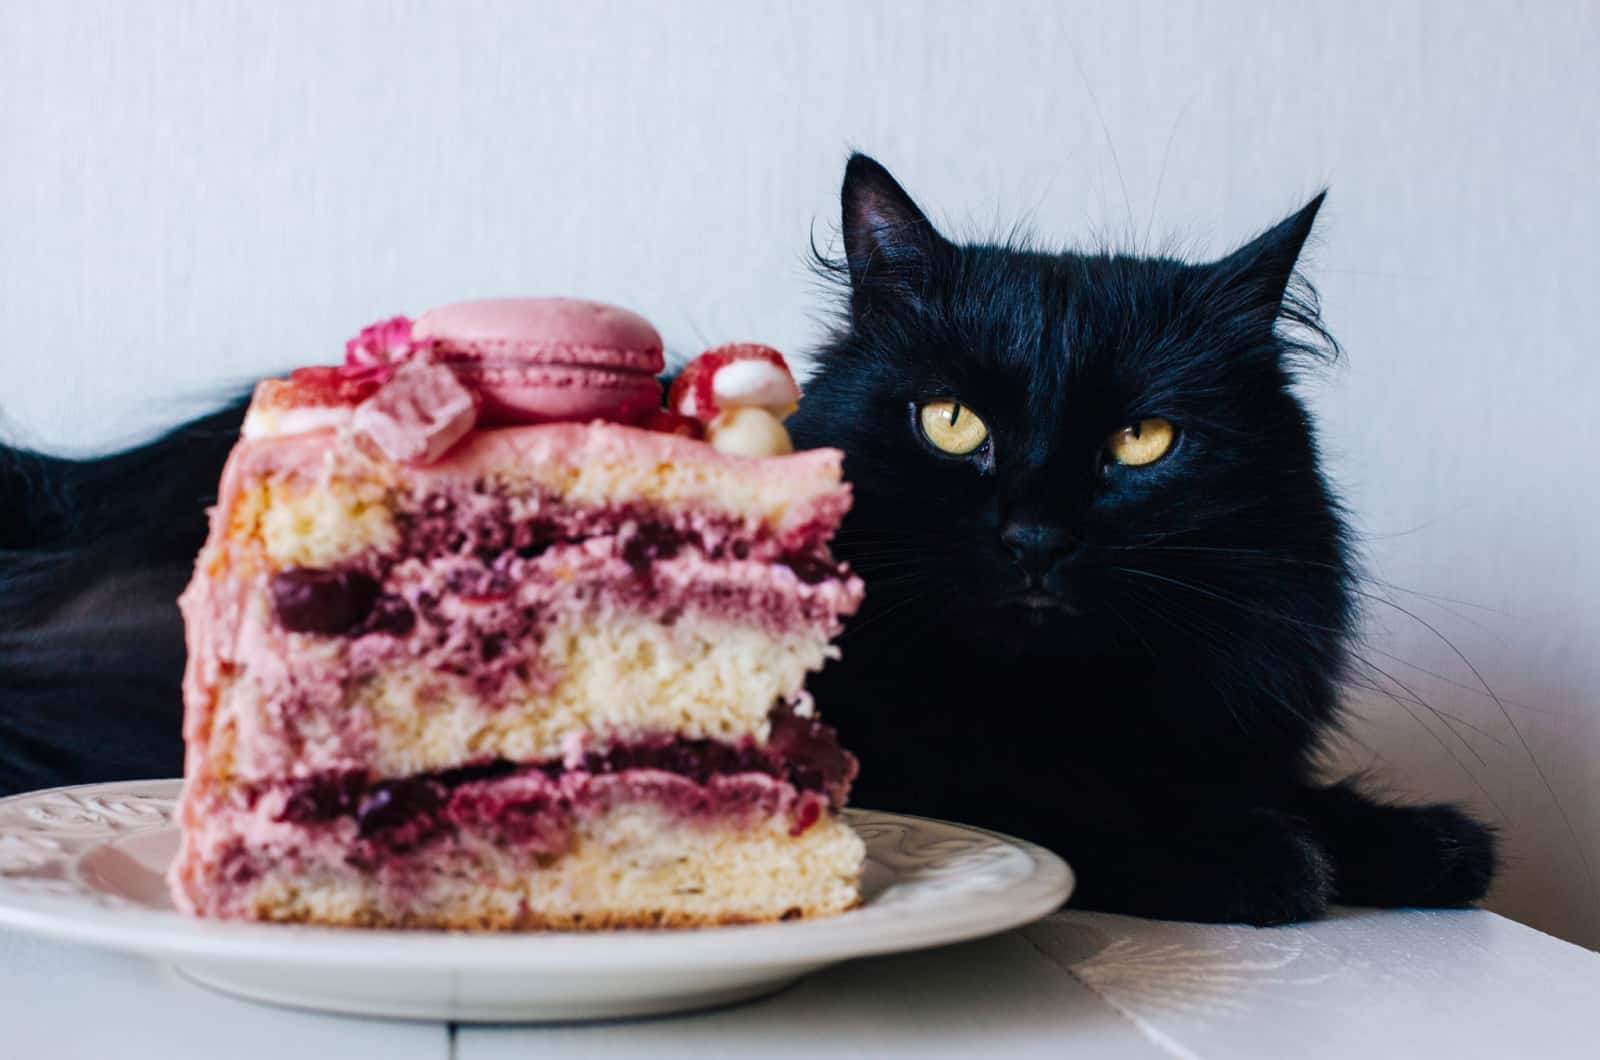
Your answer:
[1000,519,1078,580]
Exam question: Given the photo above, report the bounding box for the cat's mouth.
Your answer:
[1002,591,1083,617]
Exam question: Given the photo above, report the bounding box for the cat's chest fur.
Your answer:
[812,621,1294,826]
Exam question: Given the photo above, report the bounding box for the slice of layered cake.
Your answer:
[169,298,866,929]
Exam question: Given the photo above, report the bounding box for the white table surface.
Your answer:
[4,908,1597,1059]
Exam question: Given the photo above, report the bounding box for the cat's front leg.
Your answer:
[1293,780,1497,908]
[1055,803,1334,927]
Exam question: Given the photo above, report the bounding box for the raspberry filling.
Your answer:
[267,499,851,638]
[393,492,843,572]
[269,703,857,842]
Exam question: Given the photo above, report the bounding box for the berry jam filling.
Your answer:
[394,492,846,579]
[272,703,855,838]
[269,525,847,638]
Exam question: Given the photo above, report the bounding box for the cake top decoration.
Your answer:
[351,358,479,466]
[668,343,799,422]
[345,315,423,369]
[245,297,806,461]
[671,343,802,458]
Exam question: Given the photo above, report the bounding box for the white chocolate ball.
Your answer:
[711,360,801,420]
[707,406,794,458]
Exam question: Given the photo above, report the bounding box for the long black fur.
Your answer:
[790,155,1495,923]
[0,155,1495,923]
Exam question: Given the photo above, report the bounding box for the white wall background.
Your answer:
[3,1,1597,947]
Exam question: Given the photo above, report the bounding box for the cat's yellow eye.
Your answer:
[918,400,990,456]
[1106,417,1175,467]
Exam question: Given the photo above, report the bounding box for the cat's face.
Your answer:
[792,156,1353,688]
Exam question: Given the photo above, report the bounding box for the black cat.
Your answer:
[789,155,1496,924]
[0,154,1495,924]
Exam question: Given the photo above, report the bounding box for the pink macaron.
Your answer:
[411,297,665,425]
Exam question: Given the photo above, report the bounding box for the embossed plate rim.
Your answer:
[0,779,1074,972]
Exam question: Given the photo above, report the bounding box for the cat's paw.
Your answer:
[1195,809,1334,926]
[1408,804,1498,906]
[1336,801,1497,907]
[1069,808,1334,926]
[1305,784,1498,908]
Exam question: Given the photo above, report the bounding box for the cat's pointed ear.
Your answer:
[1212,191,1326,321]
[841,154,950,314]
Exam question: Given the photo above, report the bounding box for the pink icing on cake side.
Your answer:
[205,423,853,553]
[416,422,848,512]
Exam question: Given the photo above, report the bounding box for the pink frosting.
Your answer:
[207,422,853,548]
[352,358,479,465]
[418,423,851,532]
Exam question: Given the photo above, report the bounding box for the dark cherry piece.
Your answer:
[779,551,843,585]
[767,702,857,793]
[356,778,445,837]
[621,524,684,577]
[269,568,381,635]
[278,770,365,824]
[360,593,416,636]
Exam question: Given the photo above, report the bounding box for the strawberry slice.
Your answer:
[285,365,391,406]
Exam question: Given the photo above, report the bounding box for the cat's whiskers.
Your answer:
[1340,658,1509,818]
[1352,588,1598,903]
[1111,542,1511,642]
[1347,658,1505,748]
[1109,565,1349,637]
[1129,539,1549,781]
[1099,594,1168,673]
[838,550,928,570]
[1362,646,1553,715]
[851,574,927,595]
[1110,559,1529,831]
[839,584,939,641]
[1173,601,1301,722]
[1111,557,1498,750]
[1110,580,1255,732]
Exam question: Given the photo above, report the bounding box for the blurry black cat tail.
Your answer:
[0,396,249,795]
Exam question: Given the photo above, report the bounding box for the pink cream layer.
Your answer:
[370,536,862,658]
[186,559,859,793]
[171,768,827,917]
[199,538,862,782]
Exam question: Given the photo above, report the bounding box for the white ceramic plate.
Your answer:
[0,780,1073,1022]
